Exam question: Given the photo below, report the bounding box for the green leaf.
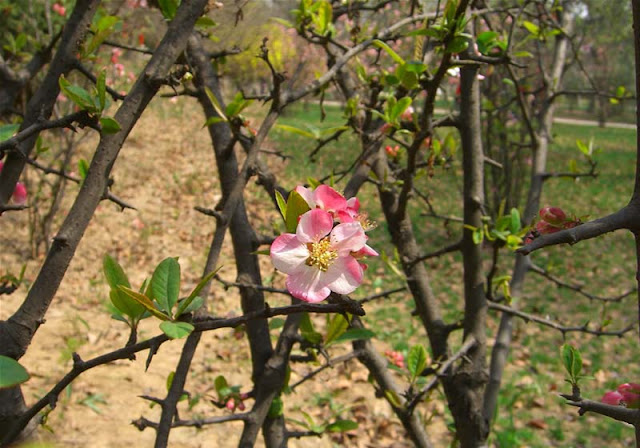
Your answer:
[391,97,412,122]
[275,124,316,139]
[333,328,375,344]
[109,289,143,321]
[225,92,253,118]
[324,314,349,346]
[176,296,203,317]
[151,258,181,316]
[0,356,30,389]
[204,87,227,122]
[472,227,484,245]
[509,208,521,234]
[118,286,171,320]
[159,321,194,339]
[203,116,225,127]
[176,266,220,317]
[100,117,121,134]
[214,375,229,397]
[372,40,405,65]
[326,419,358,432]
[300,313,322,345]
[285,190,311,233]
[269,318,285,330]
[158,0,179,19]
[522,20,540,36]
[275,190,287,219]
[407,344,428,381]
[561,344,582,382]
[513,50,533,58]
[268,396,284,418]
[0,123,19,142]
[59,76,96,112]
[384,389,402,407]
[84,16,120,56]
[78,159,89,180]
[96,70,106,110]
[195,16,216,29]
[446,36,469,54]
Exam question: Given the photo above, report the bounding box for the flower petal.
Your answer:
[286,265,331,303]
[295,186,315,208]
[314,185,347,213]
[330,222,367,254]
[326,256,363,295]
[270,234,308,274]
[12,182,27,205]
[296,209,333,243]
[346,197,360,213]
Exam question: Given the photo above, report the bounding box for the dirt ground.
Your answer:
[1,99,443,447]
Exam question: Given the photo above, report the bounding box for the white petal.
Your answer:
[270,234,308,274]
[330,222,366,254]
[326,256,363,295]
[286,265,332,303]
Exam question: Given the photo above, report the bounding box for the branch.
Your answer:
[561,395,640,426]
[288,351,362,392]
[25,157,136,210]
[409,239,462,266]
[132,413,249,431]
[358,286,407,305]
[529,263,636,303]
[408,336,477,410]
[0,111,97,153]
[487,302,635,337]
[517,206,637,255]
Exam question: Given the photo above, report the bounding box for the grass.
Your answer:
[267,101,639,447]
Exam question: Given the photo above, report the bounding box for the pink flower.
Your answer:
[385,145,400,158]
[111,48,122,64]
[295,184,360,224]
[270,209,369,302]
[0,161,27,205]
[601,383,640,408]
[618,383,640,408]
[113,63,125,77]
[602,391,624,405]
[12,182,27,205]
[52,3,66,16]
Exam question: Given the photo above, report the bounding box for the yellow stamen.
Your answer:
[356,212,376,231]
[306,238,338,272]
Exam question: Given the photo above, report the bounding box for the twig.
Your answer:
[488,302,635,337]
[529,263,636,303]
[288,351,362,392]
[408,336,477,411]
[0,111,95,152]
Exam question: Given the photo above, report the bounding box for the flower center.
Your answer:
[306,238,338,272]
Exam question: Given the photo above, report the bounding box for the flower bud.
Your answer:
[539,207,566,225]
[535,220,561,235]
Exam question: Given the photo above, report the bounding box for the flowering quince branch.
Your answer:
[518,205,638,256]
[270,185,378,303]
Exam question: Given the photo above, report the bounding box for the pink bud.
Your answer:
[226,399,235,411]
[237,401,245,411]
[535,220,561,235]
[52,3,66,16]
[12,182,27,205]
[601,390,624,406]
[539,207,566,225]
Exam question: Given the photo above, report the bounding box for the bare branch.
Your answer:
[488,302,635,337]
